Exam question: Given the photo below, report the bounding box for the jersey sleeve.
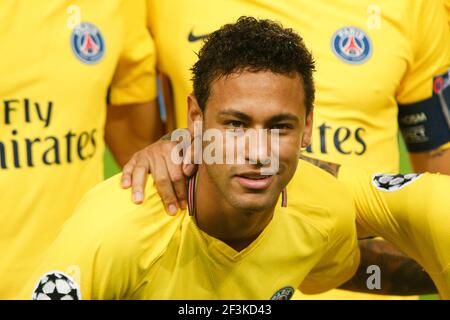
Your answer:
[338,165,450,276]
[396,0,450,152]
[20,173,180,300]
[396,0,450,104]
[299,187,360,294]
[19,174,167,300]
[19,195,142,300]
[337,166,396,240]
[109,0,157,106]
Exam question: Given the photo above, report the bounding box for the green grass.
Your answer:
[398,135,412,173]
[103,147,120,179]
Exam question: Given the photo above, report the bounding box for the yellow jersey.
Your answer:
[338,167,450,300]
[0,0,156,299]
[445,0,450,26]
[20,160,359,299]
[149,0,450,299]
[148,0,450,173]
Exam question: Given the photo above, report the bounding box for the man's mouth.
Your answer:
[234,173,275,190]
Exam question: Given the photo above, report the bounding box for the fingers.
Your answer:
[120,133,192,214]
[130,161,150,204]
[121,156,137,189]
[152,155,180,216]
[164,153,188,210]
[123,152,152,204]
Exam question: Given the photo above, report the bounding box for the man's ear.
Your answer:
[187,94,203,135]
[301,109,313,148]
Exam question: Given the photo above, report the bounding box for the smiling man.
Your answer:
[20,17,359,300]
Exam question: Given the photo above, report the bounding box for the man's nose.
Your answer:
[244,129,272,166]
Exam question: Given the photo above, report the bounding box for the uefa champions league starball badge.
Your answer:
[32,271,81,300]
[271,286,295,300]
[372,173,422,192]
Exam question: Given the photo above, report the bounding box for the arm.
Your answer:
[396,1,450,173]
[107,1,161,167]
[299,156,439,295]
[339,238,437,295]
[105,100,164,167]
[409,146,450,174]
[298,154,340,177]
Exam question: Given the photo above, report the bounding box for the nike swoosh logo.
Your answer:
[188,29,210,42]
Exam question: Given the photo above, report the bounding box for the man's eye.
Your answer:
[226,120,245,128]
[271,124,292,130]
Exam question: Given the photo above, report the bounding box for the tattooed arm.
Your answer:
[299,155,438,295]
[299,154,341,177]
[408,147,450,175]
[339,238,437,295]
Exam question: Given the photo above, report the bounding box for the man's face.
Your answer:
[188,71,312,212]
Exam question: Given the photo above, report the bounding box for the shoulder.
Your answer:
[66,173,183,262]
[73,173,158,221]
[285,160,356,238]
[405,0,448,31]
[119,0,147,28]
[288,159,354,210]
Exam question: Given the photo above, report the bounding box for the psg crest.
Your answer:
[332,26,372,64]
[32,271,81,300]
[71,22,105,64]
[271,286,294,300]
[372,173,422,192]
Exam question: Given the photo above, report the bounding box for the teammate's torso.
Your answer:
[149,0,428,172]
[0,0,129,298]
[0,1,126,172]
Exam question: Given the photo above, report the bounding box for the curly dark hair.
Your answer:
[191,16,316,114]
